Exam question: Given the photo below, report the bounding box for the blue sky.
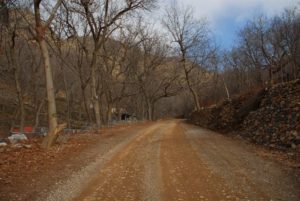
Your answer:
[156,0,299,50]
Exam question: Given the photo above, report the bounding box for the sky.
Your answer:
[156,0,299,50]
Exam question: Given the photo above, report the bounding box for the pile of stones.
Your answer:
[190,79,300,151]
[241,80,300,150]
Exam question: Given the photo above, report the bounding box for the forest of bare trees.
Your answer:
[0,0,299,147]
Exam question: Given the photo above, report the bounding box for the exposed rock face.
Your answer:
[190,79,300,151]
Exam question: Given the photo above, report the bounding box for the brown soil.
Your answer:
[73,123,163,201]
[0,123,151,201]
[1,120,299,201]
[161,121,243,201]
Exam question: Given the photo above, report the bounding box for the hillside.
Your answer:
[190,80,300,152]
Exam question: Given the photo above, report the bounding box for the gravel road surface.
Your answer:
[37,120,300,201]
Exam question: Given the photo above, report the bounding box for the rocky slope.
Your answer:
[190,79,300,151]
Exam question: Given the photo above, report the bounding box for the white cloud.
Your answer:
[156,0,299,49]
[159,0,299,22]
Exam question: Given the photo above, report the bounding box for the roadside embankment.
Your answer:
[190,80,300,151]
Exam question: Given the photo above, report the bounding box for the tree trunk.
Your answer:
[190,86,201,112]
[14,65,25,132]
[148,106,152,121]
[90,51,101,129]
[143,101,146,120]
[39,39,58,148]
[10,45,25,132]
[146,99,154,121]
[107,103,112,125]
[34,100,44,130]
[62,66,71,128]
[182,56,201,112]
[151,103,155,121]
[268,66,273,86]
[222,77,231,101]
[34,0,63,148]
[116,107,122,121]
[81,86,92,122]
[184,70,201,111]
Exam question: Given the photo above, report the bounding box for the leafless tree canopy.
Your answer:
[0,0,299,146]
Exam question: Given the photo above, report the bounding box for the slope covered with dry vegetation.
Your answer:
[190,79,300,151]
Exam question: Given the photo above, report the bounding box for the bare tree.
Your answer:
[100,29,138,123]
[2,9,26,132]
[66,0,156,129]
[132,24,182,120]
[162,2,215,112]
[33,0,65,148]
[213,6,300,105]
[60,4,93,123]
[236,8,300,86]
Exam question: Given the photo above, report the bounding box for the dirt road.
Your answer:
[39,120,299,201]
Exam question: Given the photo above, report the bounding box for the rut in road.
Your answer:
[43,120,300,201]
[74,122,171,201]
[160,122,243,200]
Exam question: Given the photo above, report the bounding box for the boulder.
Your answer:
[0,142,7,147]
[8,133,28,144]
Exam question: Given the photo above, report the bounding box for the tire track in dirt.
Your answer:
[160,121,244,201]
[74,122,171,201]
[182,123,300,201]
[141,122,174,201]
[39,120,299,201]
[40,124,154,201]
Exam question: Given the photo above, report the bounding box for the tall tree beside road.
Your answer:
[67,0,156,129]
[33,0,64,148]
[162,2,216,112]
